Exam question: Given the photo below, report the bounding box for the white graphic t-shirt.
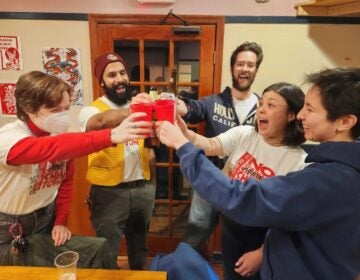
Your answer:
[0,120,65,214]
[217,125,307,182]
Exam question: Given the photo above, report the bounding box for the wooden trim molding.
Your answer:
[295,0,360,16]
[88,14,224,98]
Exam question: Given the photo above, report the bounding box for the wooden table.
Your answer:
[0,266,167,280]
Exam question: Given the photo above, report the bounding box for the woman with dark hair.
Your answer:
[221,82,306,280]
[158,82,307,279]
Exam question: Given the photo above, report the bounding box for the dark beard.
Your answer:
[232,75,252,92]
[103,85,131,106]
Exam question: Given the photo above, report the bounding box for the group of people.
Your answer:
[0,41,359,280]
[157,66,360,280]
[0,69,152,268]
[0,53,155,270]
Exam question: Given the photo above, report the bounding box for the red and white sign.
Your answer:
[0,83,17,115]
[0,36,23,70]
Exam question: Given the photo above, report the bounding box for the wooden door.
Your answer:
[69,14,224,257]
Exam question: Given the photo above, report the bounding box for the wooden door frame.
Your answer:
[87,14,224,256]
[88,14,224,97]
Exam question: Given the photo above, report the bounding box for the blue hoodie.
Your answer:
[182,86,258,135]
[177,141,360,280]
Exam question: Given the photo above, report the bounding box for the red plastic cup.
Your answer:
[154,99,176,124]
[130,103,153,137]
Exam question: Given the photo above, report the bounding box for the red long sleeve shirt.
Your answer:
[6,120,112,225]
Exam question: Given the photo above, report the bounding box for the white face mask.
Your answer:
[42,111,70,134]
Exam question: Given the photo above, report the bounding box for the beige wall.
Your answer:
[222,23,360,95]
[0,19,91,129]
[1,19,360,129]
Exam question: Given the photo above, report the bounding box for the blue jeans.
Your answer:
[182,190,219,251]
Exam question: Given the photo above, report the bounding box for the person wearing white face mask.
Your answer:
[40,110,71,134]
[0,71,152,268]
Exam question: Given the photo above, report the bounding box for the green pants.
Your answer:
[0,202,116,269]
[89,180,155,270]
[0,234,115,268]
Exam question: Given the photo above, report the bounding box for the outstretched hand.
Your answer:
[155,120,189,149]
[175,115,190,136]
[131,92,154,104]
[175,98,188,117]
[111,112,152,144]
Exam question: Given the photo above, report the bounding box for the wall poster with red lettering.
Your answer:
[0,83,17,115]
[0,36,23,70]
[41,48,84,105]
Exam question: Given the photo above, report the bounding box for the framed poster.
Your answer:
[42,48,84,105]
[0,36,23,70]
[0,83,17,115]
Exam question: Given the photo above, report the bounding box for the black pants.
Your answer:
[221,216,267,280]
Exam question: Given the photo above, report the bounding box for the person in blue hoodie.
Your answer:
[156,67,360,280]
[176,41,263,258]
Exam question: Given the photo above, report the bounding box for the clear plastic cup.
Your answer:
[54,251,79,280]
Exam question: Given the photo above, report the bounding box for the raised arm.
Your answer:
[156,115,225,157]
[176,98,189,117]
[184,128,224,157]
[7,112,151,165]
[85,108,130,131]
[81,93,154,131]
